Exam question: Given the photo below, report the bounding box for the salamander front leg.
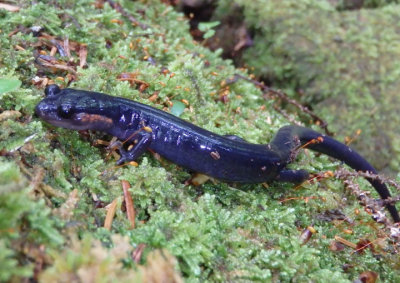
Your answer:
[115,132,153,165]
[275,169,309,184]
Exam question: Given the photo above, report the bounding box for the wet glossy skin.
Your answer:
[35,85,399,222]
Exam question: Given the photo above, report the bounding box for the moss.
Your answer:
[39,234,182,283]
[213,0,400,174]
[0,0,399,281]
[0,159,63,281]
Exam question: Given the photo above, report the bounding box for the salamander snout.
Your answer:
[35,99,58,121]
[35,84,62,120]
[35,86,104,131]
[35,84,71,124]
[35,84,77,123]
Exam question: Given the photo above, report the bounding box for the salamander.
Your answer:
[35,85,400,222]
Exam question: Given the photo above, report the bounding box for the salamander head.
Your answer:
[35,85,113,131]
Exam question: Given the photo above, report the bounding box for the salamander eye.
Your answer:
[45,84,61,97]
[57,104,73,118]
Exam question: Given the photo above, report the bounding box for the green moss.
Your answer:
[0,240,32,282]
[0,159,63,281]
[0,0,399,281]
[214,0,400,174]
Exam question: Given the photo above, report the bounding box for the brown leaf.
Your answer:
[79,44,87,68]
[355,239,374,254]
[121,180,135,229]
[104,198,118,230]
[299,226,317,245]
[0,3,20,12]
[358,271,378,283]
[329,240,345,252]
[132,243,146,263]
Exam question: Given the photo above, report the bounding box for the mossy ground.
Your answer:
[0,0,399,282]
[213,0,400,175]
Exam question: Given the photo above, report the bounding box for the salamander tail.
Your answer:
[270,125,399,222]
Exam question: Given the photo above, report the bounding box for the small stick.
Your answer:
[105,0,149,30]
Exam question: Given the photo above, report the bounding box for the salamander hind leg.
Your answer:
[270,125,400,222]
[115,132,153,165]
[275,169,309,184]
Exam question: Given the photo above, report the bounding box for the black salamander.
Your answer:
[35,85,399,222]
